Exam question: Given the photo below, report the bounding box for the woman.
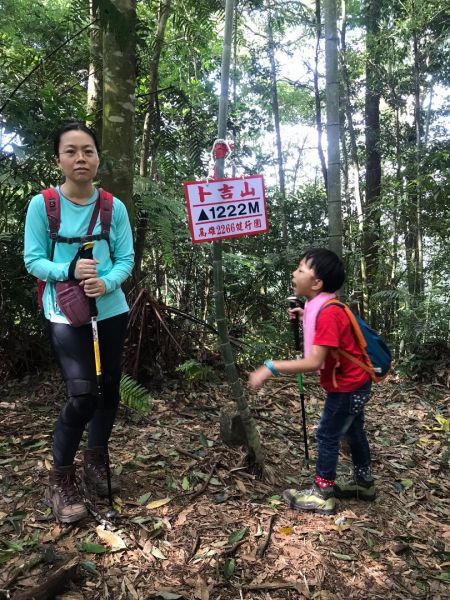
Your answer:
[24,123,134,523]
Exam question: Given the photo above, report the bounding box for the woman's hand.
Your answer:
[248,365,272,390]
[80,277,106,298]
[75,258,99,280]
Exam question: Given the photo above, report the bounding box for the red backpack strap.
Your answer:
[98,189,113,237]
[41,188,60,240]
[41,188,60,260]
[86,197,101,236]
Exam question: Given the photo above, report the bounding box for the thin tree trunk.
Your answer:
[324,0,342,257]
[266,9,288,250]
[215,0,264,470]
[314,0,327,190]
[424,83,434,147]
[139,0,171,178]
[412,22,423,295]
[363,0,381,302]
[292,137,307,194]
[101,0,136,222]
[405,19,424,298]
[340,0,368,315]
[86,0,103,145]
[391,111,400,290]
[232,7,238,178]
[135,0,172,281]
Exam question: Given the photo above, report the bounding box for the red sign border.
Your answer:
[183,174,269,244]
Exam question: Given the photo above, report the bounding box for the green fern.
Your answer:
[120,374,152,413]
[134,177,185,266]
[176,359,215,383]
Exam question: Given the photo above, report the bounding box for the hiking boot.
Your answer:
[83,447,119,497]
[334,477,376,501]
[283,484,336,515]
[46,465,88,523]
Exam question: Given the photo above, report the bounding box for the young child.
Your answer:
[248,248,375,515]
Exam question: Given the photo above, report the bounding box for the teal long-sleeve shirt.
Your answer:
[24,186,134,323]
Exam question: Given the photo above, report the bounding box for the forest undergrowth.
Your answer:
[0,371,449,600]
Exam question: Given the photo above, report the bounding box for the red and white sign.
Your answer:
[184,175,268,243]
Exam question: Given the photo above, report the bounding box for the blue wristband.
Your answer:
[264,359,279,376]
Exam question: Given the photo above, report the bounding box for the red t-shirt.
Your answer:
[314,305,370,392]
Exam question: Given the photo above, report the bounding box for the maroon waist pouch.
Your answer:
[55,281,91,327]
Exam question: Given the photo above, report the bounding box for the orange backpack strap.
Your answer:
[319,299,376,385]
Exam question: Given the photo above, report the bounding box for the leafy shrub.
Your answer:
[176,359,216,382]
[0,233,50,379]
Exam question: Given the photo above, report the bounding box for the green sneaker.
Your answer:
[283,484,336,515]
[334,478,376,501]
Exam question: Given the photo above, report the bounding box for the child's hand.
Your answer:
[288,306,304,319]
[248,365,272,390]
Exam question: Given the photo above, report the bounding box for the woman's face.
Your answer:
[56,130,100,184]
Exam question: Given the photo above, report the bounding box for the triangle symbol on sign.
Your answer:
[198,209,209,221]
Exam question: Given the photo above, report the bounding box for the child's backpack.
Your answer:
[319,299,392,383]
[36,187,113,309]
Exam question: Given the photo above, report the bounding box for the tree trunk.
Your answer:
[139,0,171,178]
[363,0,381,301]
[135,0,172,281]
[324,0,342,257]
[266,8,288,250]
[215,0,264,471]
[412,22,424,295]
[100,0,137,223]
[314,0,328,190]
[340,0,368,315]
[391,104,401,291]
[404,19,424,299]
[86,0,103,145]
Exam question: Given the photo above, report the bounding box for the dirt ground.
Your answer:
[0,371,449,600]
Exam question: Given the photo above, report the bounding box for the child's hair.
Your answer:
[300,247,345,292]
[53,122,100,156]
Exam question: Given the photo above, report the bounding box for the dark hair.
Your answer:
[53,122,100,156]
[300,247,345,292]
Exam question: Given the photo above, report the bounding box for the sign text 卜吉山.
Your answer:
[184,175,268,243]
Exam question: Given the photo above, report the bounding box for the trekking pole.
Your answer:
[287,296,310,468]
[81,242,117,521]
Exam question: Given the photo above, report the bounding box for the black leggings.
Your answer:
[49,313,128,467]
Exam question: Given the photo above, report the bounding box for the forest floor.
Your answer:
[0,370,449,600]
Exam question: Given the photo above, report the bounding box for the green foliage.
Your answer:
[427,415,450,434]
[0,0,449,384]
[0,0,90,144]
[0,530,40,564]
[135,178,185,267]
[239,321,292,366]
[175,359,215,383]
[223,557,235,578]
[120,374,152,413]
[277,81,316,125]
[0,232,50,379]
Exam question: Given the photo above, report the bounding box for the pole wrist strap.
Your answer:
[264,359,279,376]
